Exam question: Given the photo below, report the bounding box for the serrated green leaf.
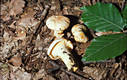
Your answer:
[82,33,127,62]
[81,2,124,32]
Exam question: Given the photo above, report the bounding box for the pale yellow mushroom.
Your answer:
[47,38,77,71]
[71,24,88,43]
[46,16,70,38]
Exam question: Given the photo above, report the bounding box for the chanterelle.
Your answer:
[47,38,78,71]
[71,24,88,43]
[46,16,70,38]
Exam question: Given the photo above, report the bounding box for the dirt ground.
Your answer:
[0,0,127,80]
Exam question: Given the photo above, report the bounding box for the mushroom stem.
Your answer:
[58,45,74,71]
[54,31,64,38]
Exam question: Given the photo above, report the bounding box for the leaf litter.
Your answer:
[0,0,127,80]
[0,0,25,21]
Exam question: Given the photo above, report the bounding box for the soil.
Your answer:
[0,0,127,80]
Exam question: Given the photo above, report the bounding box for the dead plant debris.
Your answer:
[0,0,127,80]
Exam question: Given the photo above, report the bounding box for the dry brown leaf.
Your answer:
[13,26,26,41]
[81,0,92,5]
[1,29,15,59]
[17,7,40,29]
[9,21,17,29]
[10,69,31,80]
[0,41,15,60]
[0,63,10,80]
[1,14,11,21]
[9,0,25,16]
[0,0,25,21]
[35,35,43,50]
[83,66,105,80]
[33,69,46,80]
[0,4,11,21]
[43,75,56,80]
[75,42,91,55]
[8,54,22,67]
[3,30,12,42]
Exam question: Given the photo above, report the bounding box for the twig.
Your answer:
[47,61,60,73]
[32,5,50,40]
[49,61,88,80]
[26,5,50,53]
[60,68,87,80]
[24,5,50,65]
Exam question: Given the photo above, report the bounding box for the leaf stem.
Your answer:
[95,30,127,36]
[123,30,127,33]
[121,0,126,10]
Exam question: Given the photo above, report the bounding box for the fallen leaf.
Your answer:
[33,69,46,80]
[13,26,26,41]
[3,30,12,42]
[0,0,25,21]
[8,54,22,67]
[0,4,11,21]
[81,0,91,5]
[43,75,56,80]
[0,42,15,60]
[9,0,25,16]
[75,42,91,55]
[17,7,40,29]
[10,69,31,80]
[0,63,10,80]
[83,66,105,80]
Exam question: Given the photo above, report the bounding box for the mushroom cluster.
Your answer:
[46,15,88,71]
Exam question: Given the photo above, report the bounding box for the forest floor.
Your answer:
[0,0,127,80]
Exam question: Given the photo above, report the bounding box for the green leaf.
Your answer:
[122,5,127,21]
[122,5,127,28]
[82,33,127,62]
[81,2,124,32]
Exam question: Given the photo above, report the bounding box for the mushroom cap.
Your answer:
[47,38,75,70]
[71,24,87,33]
[47,38,73,60]
[46,16,70,31]
[71,24,88,43]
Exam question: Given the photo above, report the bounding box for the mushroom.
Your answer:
[71,24,88,43]
[46,16,70,38]
[47,38,78,71]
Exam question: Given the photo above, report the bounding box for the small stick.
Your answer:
[33,5,50,39]
[60,68,88,80]
[23,5,50,66]
[49,61,88,80]
[26,5,50,53]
